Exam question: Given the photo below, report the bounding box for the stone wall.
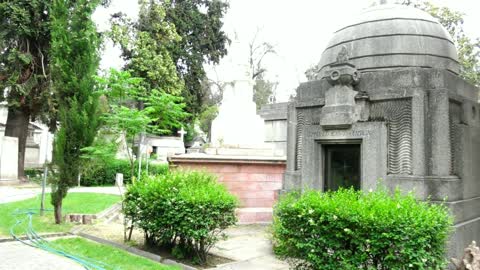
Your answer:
[169,156,285,223]
[259,102,288,156]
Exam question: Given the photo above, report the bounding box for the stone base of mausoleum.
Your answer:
[0,179,21,186]
[169,153,286,223]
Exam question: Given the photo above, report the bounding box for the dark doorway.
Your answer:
[324,144,361,191]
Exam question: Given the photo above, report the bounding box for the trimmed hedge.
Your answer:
[273,188,453,270]
[81,159,168,186]
[124,171,238,264]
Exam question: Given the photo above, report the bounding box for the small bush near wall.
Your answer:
[81,159,169,186]
[124,171,238,264]
[24,168,44,184]
[273,188,453,270]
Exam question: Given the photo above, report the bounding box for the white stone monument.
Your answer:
[0,135,18,183]
[210,34,265,148]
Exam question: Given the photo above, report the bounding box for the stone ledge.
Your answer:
[0,180,21,186]
[439,196,480,225]
[169,154,286,165]
[386,175,462,201]
[66,202,122,225]
[236,208,273,224]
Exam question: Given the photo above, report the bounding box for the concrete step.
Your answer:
[236,208,273,224]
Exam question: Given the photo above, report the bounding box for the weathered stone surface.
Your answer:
[316,4,460,77]
[69,214,82,223]
[82,215,94,225]
[451,241,480,270]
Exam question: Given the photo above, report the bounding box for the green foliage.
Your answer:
[110,2,183,96]
[124,171,238,264]
[403,0,480,86]
[80,158,169,186]
[163,0,230,115]
[146,89,189,134]
[50,0,102,223]
[273,188,453,270]
[93,69,188,178]
[110,0,229,130]
[24,168,43,178]
[198,105,218,137]
[0,193,119,236]
[253,79,277,110]
[0,0,55,121]
[24,168,44,184]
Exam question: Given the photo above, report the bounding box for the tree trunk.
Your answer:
[54,198,63,224]
[4,107,30,180]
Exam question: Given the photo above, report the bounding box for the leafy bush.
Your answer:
[124,171,238,264]
[25,168,44,184]
[273,188,453,270]
[81,159,169,186]
[25,168,43,178]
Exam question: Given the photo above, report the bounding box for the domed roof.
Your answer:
[317,4,460,76]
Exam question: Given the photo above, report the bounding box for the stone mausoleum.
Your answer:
[283,4,480,257]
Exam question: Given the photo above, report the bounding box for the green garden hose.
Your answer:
[10,208,113,270]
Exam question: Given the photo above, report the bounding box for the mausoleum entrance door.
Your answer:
[324,144,361,191]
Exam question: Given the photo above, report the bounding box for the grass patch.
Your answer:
[0,192,120,236]
[51,237,179,270]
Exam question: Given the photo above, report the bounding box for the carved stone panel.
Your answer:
[295,107,322,170]
[449,101,462,176]
[295,109,306,170]
[369,99,413,175]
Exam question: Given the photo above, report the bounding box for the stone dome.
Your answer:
[317,4,460,76]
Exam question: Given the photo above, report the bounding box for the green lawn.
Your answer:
[0,192,121,236]
[51,237,179,270]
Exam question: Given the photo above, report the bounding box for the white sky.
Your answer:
[93,0,480,102]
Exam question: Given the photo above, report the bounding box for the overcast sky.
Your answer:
[93,0,480,101]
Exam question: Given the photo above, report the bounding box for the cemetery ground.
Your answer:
[0,192,120,236]
[80,217,289,269]
[0,184,288,270]
[0,187,180,270]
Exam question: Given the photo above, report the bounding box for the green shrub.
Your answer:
[25,168,43,178]
[25,168,44,184]
[124,171,238,264]
[81,159,169,186]
[273,188,453,270]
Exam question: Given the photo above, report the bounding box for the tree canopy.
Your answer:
[403,0,479,86]
[163,0,230,115]
[110,1,183,96]
[0,0,56,177]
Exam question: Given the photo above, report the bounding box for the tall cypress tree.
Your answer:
[50,0,102,223]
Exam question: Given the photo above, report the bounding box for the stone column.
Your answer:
[411,90,426,175]
[286,102,297,172]
[428,89,451,175]
[283,102,301,192]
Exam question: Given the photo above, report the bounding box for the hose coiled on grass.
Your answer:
[10,208,110,270]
